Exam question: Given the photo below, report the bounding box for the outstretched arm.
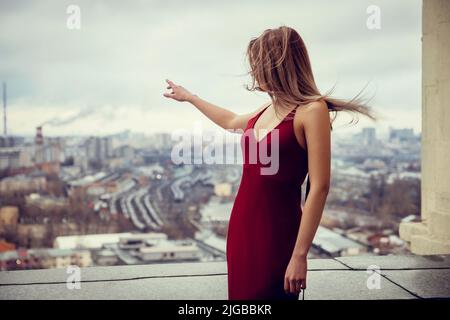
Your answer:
[284,100,331,296]
[163,79,267,130]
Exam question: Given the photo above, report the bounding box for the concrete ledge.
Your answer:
[0,259,346,286]
[429,211,450,240]
[306,270,416,300]
[399,221,428,242]
[1,255,449,300]
[410,234,450,255]
[0,274,228,300]
[335,254,450,270]
[382,269,450,299]
[0,261,227,285]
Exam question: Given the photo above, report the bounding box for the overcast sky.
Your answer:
[0,0,422,137]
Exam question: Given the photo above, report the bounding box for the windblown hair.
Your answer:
[246,26,375,122]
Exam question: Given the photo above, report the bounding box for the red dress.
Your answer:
[226,105,308,300]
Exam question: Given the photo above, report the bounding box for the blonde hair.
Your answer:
[246,26,375,122]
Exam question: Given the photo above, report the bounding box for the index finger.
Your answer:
[284,277,290,294]
[166,79,176,88]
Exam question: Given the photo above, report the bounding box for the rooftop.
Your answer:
[1,254,450,300]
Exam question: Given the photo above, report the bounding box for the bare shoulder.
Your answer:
[296,100,328,116]
[294,100,330,127]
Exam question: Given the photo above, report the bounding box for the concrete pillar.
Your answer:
[399,0,450,254]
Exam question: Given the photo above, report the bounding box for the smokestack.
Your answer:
[2,82,6,136]
[35,126,44,145]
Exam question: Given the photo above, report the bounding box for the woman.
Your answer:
[163,26,373,300]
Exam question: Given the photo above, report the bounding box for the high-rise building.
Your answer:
[0,136,24,148]
[85,136,113,164]
[389,128,415,143]
[0,147,21,170]
[361,127,376,145]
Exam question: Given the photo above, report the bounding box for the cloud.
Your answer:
[0,0,422,135]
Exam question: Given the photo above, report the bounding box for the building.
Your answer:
[86,136,113,165]
[0,135,24,148]
[351,127,377,146]
[0,248,92,271]
[200,197,232,226]
[118,233,168,249]
[389,128,416,143]
[0,240,15,252]
[53,232,202,265]
[34,143,61,164]
[0,206,19,229]
[149,132,172,151]
[115,233,201,263]
[17,225,47,247]
[0,174,47,194]
[113,145,135,160]
[0,147,21,170]
[34,127,62,166]
[54,232,137,250]
[214,183,232,197]
[312,226,367,257]
[25,194,68,211]
[94,249,119,266]
[135,240,200,262]
[361,127,377,145]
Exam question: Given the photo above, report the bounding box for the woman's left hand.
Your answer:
[284,255,307,295]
